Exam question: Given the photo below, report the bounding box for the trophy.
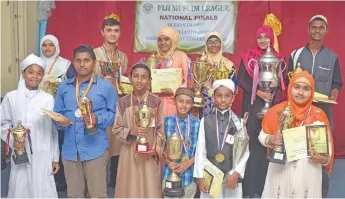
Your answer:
[145,53,159,69]
[288,63,305,80]
[192,54,213,107]
[79,96,98,136]
[268,103,295,164]
[40,75,60,98]
[99,60,123,95]
[9,121,29,164]
[232,113,250,171]
[135,103,154,154]
[212,60,232,81]
[163,132,185,198]
[248,42,285,119]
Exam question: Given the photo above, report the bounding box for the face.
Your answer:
[102,25,121,44]
[41,39,56,57]
[130,67,150,93]
[73,52,96,77]
[157,34,173,53]
[21,64,44,90]
[257,33,270,50]
[206,37,222,53]
[213,86,234,111]
[290,82,312,105]
[174,94,193,116]
[308,20,327,41]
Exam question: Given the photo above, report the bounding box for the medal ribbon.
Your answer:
[47,56,59,75]
[75,72,95,106]
[101,45,121,79]
[215,109,232,152]
[300,105,312,127]
[175,114,190,154]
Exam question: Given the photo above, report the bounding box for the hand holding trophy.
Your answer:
[135,102,154,154]
[8,121,30,164]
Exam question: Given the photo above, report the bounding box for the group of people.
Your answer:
[0,12,342,199]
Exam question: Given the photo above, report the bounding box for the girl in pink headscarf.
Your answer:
[238,25,287,198]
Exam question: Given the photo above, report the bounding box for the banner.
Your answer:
[134,1,238,54]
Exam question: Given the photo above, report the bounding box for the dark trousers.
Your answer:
[54,131,67,191]
[109,155,119,187]
[322,168,329,198]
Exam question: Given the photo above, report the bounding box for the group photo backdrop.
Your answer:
[46,1,345,157]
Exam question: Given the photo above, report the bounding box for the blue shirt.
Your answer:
[54,76,117,161]
[162,113,200,186]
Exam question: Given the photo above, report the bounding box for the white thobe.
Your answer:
[258,130,332,198]
[193,115,250,198]
[1,89,59,198]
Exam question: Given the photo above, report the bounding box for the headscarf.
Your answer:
[40,35,71,77]
[16,54,45,126]
[156,27,179,59]
[241,25,283,78]
[212,79,236,94]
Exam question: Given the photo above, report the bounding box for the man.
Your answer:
[93,12,128,188]
[287,15,343,198]
[163,88,200,198]
[54,45,117,197]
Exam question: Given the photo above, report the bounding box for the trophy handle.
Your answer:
[247,59,258,73]
[191,74,203,87]
[279,59,287,74]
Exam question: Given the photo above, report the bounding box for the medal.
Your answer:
[182,155,189,162]
[207,89,214,97]
[167,60,172,67]
[75,108,82,118]
[215,152,225,163]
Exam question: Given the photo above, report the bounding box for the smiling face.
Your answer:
[290,82,312,105]
[157,34,173,53]
[206,37,222,54]
[174,94,193,117]
[41,39,56,57]
[308,19,327,42]
[213,86,234,111]
[257,33,270,50]
[130,67,151,93]
[21,64,45,90]
[102,25,121,44]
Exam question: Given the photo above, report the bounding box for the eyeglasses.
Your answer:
[206,40,221,46]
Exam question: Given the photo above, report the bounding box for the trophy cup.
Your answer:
[268,103,295,164]
[232,113,250,171]
[212,60,232,81]
[135,103,154,154]
[192,54,213,107]
[163,132,185,198]
[79,96,98,136]
[248,42,285,119]
[9,121,29,164]
[145,53,159,69]
[99,60,122,95]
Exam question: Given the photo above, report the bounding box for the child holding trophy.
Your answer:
[1,54,59,197]
[162,87,200,198]
[112,63,165,198]
[194,79,250,198]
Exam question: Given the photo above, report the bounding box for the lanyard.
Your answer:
[47,56,59,75]
[75,73,94,106]
[299,105,312,127]
[175,114,190,153]
[215,109,232,151]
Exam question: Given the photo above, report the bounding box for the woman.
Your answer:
[259,71,334,198]
[200,32,236,116]
[238,25,286,198]
[1,54,59,198]
[155,26,190,117]
[39,35,75,97]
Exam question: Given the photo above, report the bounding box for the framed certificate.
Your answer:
[151,68,182,93]
[306,125,329,156]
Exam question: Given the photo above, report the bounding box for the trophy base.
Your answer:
[267,150,286,165]
[12,150,29,165]
[163,180,185,198]
[135,142,150,154]
[85,127,98,136]
[193,96,204,108]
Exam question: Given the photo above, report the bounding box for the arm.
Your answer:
[48,97,59,162]
[258,130,273,148]
[237,60,252,93]
[193,118,206,178]
[330,58,343,100]
[53,85,68,130]
[96,85,117,129]
[1,95,13,148]
[112,103,133,145]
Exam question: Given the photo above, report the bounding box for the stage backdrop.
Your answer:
[46,1,345,158]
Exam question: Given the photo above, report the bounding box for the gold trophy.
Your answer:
[288,63,305,80]
[268,103,295,164]
[135,102,154,154]
[9,121,29,164]
[100,60,123,95]
[212,60,231,81]
[163,132,185,197]
[192,54,213,107]
[145,52,159,69]
[79,96,98,136]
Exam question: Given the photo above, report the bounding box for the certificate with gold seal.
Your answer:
[203,159,224,198]
[151,68,182,93]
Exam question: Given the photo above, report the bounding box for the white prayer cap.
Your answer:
[20,54,45,71]
[212,79,235,93]
[310,15,328,25]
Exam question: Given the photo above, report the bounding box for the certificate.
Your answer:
[282,126,308,162]
[203,159,224,198]
[151,68,182,93]
[306,125,329,156]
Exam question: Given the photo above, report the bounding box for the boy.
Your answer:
[163,87,200,198]
[194,79,250,198]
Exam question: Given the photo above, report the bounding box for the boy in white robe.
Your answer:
[1,54,59,198]
[193,79,250,198]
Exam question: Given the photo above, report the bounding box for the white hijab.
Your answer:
[16,54,45,126]
[40,35,71,78]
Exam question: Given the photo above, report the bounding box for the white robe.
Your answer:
[193,113,250,199]
[1,89,59,198]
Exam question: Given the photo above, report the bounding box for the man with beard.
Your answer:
[93,13,128,189]
[287,15,343,198]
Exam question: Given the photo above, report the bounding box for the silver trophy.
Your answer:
[248,42,285,119]
[232,112,250,170]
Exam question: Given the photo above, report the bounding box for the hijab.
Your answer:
[156,27,179,59]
